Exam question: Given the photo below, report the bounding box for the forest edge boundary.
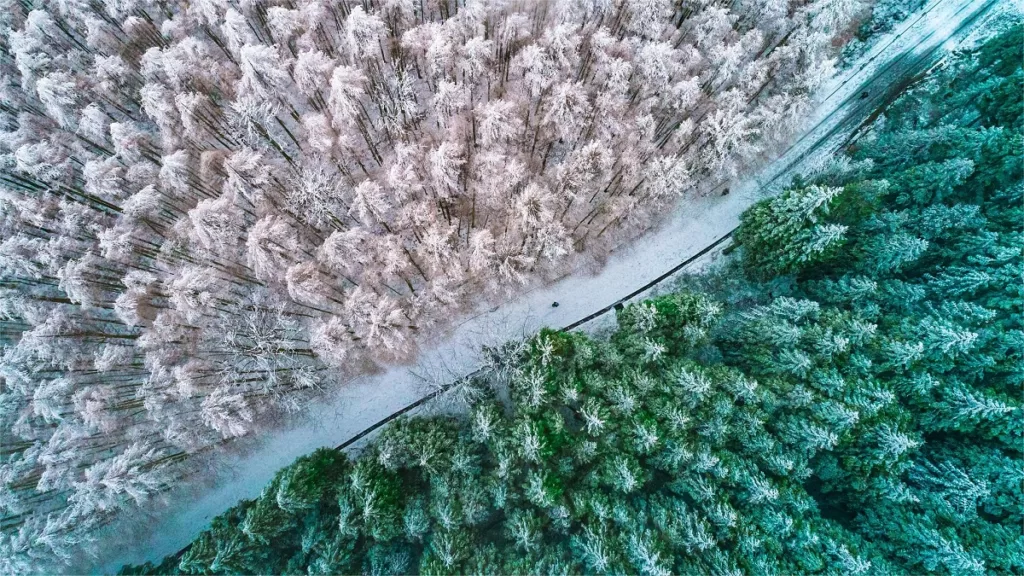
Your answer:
[331,0,1004,458]
[144,0,1006,566]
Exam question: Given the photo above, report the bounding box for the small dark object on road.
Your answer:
[860,91,869,99]
[551,301,559,308]
[721,187,730,196]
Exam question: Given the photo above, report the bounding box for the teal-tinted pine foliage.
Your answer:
[728,24,1023,574]
[123,25,1022,576]
[127,295,876,576]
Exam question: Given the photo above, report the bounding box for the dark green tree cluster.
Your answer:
[731,24,1023,573]
[124,25,1022,576]
[126,293,879,575]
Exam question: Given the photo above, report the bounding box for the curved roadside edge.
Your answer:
[336,230,738,452]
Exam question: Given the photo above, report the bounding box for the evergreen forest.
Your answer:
[122,24,1023,576]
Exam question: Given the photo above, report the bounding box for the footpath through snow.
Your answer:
[91,0,1008,570]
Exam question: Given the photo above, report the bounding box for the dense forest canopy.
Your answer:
[0,0,871,567]
[121,23,1022,576]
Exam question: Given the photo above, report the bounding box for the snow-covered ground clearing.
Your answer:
[90,0,1008,570]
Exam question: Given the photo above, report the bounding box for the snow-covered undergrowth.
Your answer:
[0,0,871,569]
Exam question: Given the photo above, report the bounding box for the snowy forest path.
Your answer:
[338,0,1007,453]
[91,0,1008,570]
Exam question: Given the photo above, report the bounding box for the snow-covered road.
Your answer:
[90,0,1008,570]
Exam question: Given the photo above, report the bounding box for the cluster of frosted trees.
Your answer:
[123,24,1023,575]
[0,0,866,568]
